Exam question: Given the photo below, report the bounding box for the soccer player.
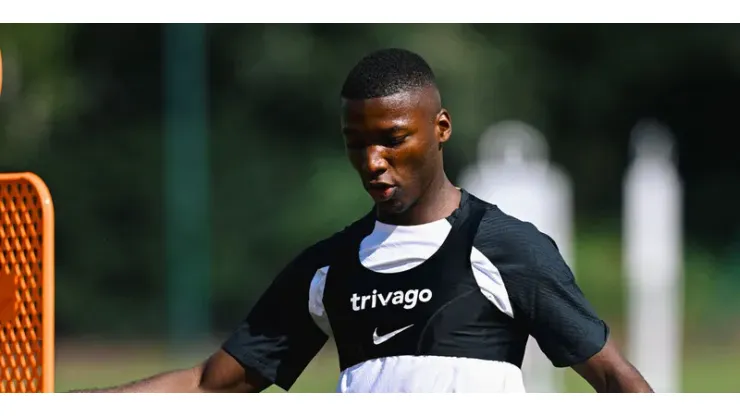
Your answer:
[73,48,653,393]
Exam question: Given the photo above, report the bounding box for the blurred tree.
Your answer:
[0,23,738,339]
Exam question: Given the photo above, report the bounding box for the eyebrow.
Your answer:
[381,126,408,135]
[342,125,408,136]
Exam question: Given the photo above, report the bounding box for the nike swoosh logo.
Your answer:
[372,324,414,345]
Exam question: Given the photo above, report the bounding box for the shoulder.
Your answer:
[254,212,373,304]
[294,211,374,271]
[467,193,563,273]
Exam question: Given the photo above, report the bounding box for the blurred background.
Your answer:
[0,23,739,393]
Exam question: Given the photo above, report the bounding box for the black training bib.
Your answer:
[323,197,521,372]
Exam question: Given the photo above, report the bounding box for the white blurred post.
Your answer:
[460,121,573,393]
[623,120,683,393]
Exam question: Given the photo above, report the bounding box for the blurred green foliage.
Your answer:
[0,24,739,344]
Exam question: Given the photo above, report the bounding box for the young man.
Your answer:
[74,48,653,393]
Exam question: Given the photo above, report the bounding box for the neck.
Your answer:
[377,171,461,226]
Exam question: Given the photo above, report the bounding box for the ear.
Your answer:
[436,109,452,147]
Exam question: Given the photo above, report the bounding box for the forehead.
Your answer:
[341,91,427,132]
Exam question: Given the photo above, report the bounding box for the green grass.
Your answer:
[56,341,740,393]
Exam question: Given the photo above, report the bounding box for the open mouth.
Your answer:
[366,183,397,202]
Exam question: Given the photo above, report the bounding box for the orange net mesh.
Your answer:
[0,173,54,393]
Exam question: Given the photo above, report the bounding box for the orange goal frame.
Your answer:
[0,172,54,393]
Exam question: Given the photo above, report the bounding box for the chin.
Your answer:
[376,197,410,217]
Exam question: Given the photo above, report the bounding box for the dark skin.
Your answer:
[341,86,460,225]
[71,86,652,393]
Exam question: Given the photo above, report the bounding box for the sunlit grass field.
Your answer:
[56,341,740,393]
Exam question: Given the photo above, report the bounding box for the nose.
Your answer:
[361,145,389,176]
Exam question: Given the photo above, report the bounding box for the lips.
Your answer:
[366,182,397,202]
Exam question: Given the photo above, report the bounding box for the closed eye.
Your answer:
[386,134,409,147]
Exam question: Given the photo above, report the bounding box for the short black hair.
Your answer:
[340,48,437,100]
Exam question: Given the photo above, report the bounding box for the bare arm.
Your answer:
[68,349,271,393]
[572,337,654,393]
[71,239,333,393]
